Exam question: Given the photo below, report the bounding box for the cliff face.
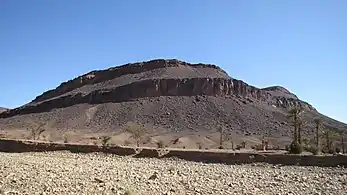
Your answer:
[31,59,227,104]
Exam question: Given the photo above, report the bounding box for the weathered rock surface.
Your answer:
[0,77,315,118]
[31,59,228,103]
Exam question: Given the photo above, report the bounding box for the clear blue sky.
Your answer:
[1,0,346,123]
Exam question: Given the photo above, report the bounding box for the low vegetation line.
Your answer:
[0,138,346,167]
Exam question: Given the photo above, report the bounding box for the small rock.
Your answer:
[149,172,158,180]
[94,178,105,183]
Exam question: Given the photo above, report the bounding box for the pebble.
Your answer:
[0,151,346,195]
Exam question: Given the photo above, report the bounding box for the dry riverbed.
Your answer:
[0,152,346,195]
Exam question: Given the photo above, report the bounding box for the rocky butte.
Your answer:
[0,59,346,137]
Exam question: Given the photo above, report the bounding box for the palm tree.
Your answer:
[297,119,305,145]
[314,118,321,150]
[287,106,304,143]
[322,129,335,153]
[340,131,345,154]
[217,126,224,149]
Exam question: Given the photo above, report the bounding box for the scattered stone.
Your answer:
[148,172,158,180]
[94,178,105,183]
[0,151,345,195]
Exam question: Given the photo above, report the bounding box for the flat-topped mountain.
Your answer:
[0,59,346,138]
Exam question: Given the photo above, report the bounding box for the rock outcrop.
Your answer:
[31,59,227,104]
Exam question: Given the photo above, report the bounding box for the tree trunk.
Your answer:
[294,115,298,142]
[326,133,331,151]
[219,131,223,148]
[342,135,345,154]
[316,125,319,149]
[298,126,302,145]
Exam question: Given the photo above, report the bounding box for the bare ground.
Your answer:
[0,151,346,195]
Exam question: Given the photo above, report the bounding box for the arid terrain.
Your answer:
[0,59,346,149]
[0,107,7,113]
[0,59,347,195]
[0,151,346,195]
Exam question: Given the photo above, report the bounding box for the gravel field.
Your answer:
[0,152,346,195]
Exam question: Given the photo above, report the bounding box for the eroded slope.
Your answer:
[0,59,346,136]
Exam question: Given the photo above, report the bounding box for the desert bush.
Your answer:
[142,136,152,145]
[272,145,280,150]
[251,144,263,151]
[335,147,341,154]
[289,141,302,154]
[101,136,111,146]
[235,141,246,150]
[124,122,146,147]
[27,122,46,140]
[124,140,131,146]
[322,146,335,154]
[198,143,202,150]
[240,141,246,148]
[63,135,68,143]
[156,140,164,148]
[307,145,320,155]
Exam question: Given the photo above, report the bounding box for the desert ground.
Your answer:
[0,151,346,195]
[0,128,293,151]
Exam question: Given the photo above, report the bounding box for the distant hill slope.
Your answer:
[0,107,8,113]
[0,59,346,136]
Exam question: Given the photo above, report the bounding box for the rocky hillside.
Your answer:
[0,59,346,136]
[0,107,8,113]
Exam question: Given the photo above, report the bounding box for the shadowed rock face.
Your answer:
[0,59,346,135]
[0,77,314,118]
[30,59,228,104]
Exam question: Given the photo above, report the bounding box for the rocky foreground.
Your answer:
[0,152,346,195]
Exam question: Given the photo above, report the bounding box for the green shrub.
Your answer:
[289,141,302,154]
